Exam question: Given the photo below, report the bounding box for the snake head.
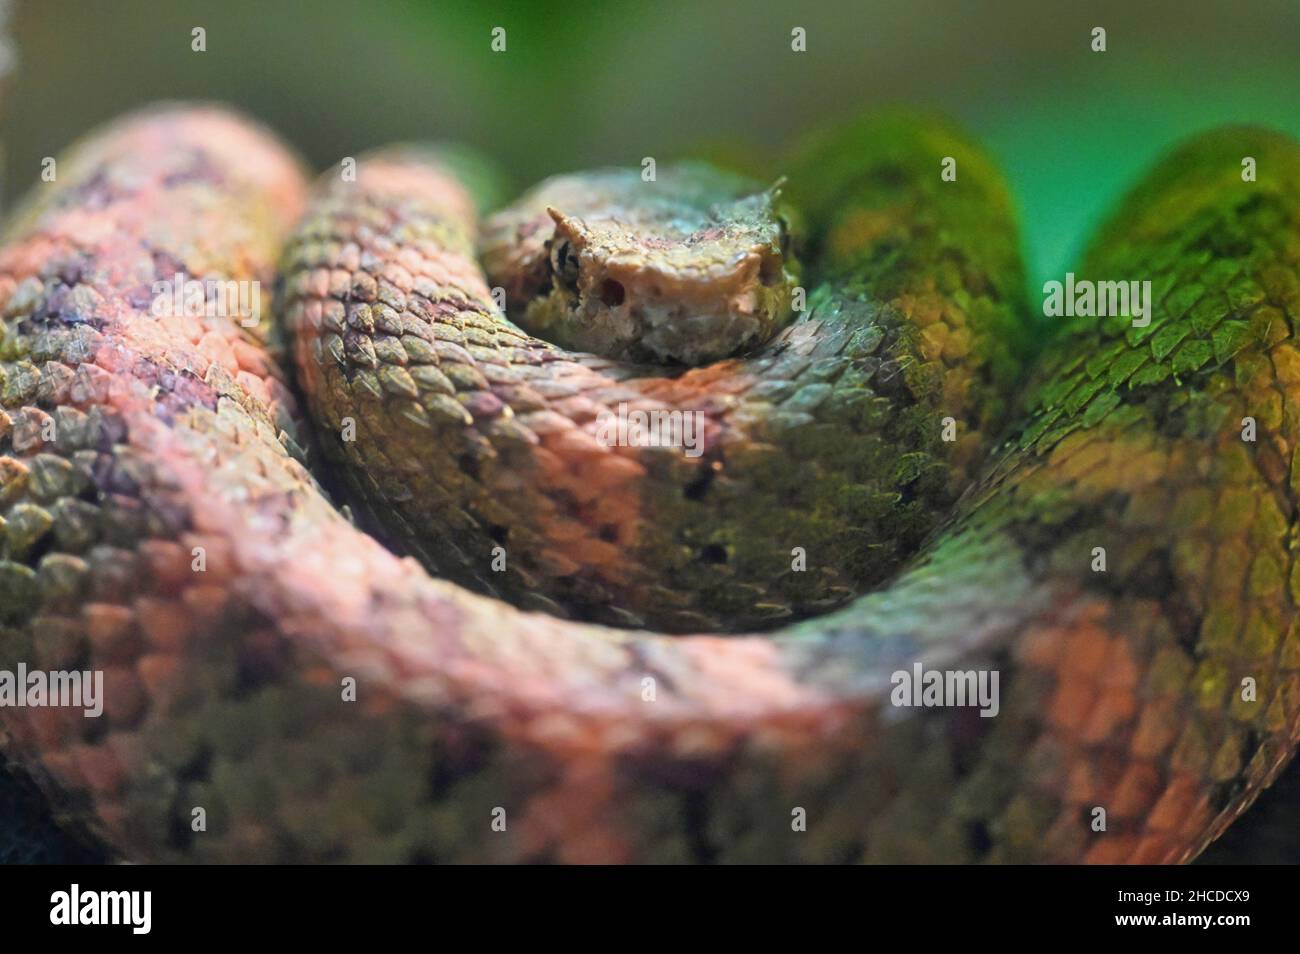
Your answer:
[481,164,801,365]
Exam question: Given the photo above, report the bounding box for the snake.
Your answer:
[0,103,1297,863]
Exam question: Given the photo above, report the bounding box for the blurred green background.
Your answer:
[3,0,1300,291]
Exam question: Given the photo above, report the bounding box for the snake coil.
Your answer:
[0,105,1297,863]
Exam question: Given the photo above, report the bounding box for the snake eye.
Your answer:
[550,239,581,292]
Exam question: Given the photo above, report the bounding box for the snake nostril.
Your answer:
[599,278,625,307]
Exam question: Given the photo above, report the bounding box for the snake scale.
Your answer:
[0,104,1297,863]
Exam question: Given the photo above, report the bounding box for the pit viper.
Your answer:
[0,104,1297,863]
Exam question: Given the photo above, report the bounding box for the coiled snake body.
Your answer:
[0,105,1297,863]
